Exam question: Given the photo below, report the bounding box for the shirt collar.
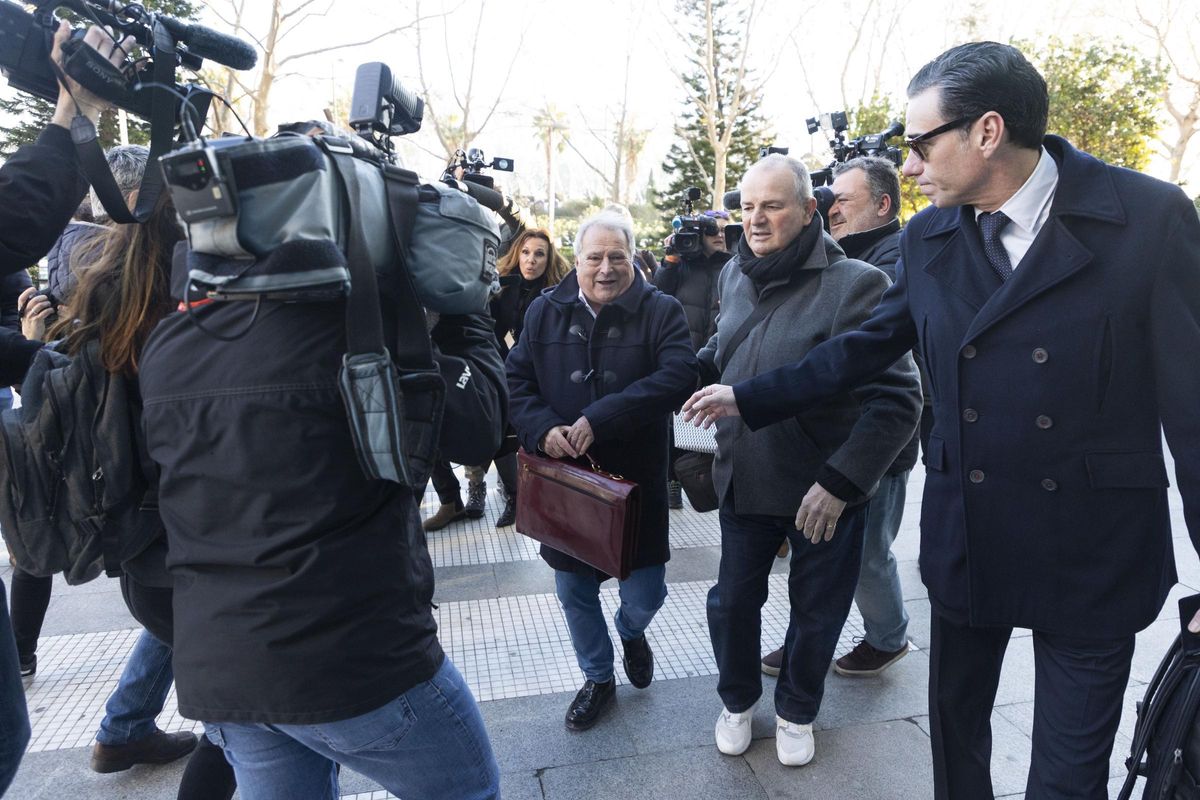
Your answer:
[974,146,1059,234]
[577,286,597,318]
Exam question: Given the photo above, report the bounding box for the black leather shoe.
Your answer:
[564,679,615,731]
[495,494,517,528]
[18,653,35,678]
[91,729,197,773]
[621,635,654,689]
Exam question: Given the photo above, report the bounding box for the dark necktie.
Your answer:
[978,210,1013,282]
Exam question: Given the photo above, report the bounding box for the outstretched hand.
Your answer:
[682,384,740,429]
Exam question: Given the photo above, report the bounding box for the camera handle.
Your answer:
[62,18,181,225]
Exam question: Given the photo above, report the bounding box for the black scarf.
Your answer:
[737,215,823,288]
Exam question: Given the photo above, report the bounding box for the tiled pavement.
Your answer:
[3,457,1193,799]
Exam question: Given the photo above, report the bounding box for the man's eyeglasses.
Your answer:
[904,115,979,161]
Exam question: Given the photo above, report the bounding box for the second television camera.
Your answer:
[806,111,905,187]
[670,186,720,259]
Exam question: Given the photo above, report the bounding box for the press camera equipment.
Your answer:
[806,110,905,187]
[670,186,720,259]
[758,145,789,159]
[0,0,254,119]
[442,147,514,192]
[0,0,257,225]
[161,62,510,487]
[161,60,504,313]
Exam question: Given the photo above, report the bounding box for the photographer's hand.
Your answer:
[18,288,53,343]
[50,22,136,129]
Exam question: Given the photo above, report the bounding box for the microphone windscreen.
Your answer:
[722,189,740,211]
[179,23,258,71]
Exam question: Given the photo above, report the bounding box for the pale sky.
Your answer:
[2,0,1197,198]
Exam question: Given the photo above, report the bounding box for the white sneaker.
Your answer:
[714,703,757,755]
[775,716,815,766]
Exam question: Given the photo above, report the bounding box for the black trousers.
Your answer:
[8,568,52,663]
[929,611,1134,800]
[708,495,865,724]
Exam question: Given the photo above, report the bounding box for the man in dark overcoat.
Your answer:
[685,41,1200,799]
[506,210,698,731]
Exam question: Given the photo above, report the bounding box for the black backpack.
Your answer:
[0,340,157,584]
[1119,605,1200,799]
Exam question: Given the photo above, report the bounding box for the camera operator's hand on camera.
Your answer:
[662,234,677,256]
[541,425,578,459]
[18,287,54,343]
[50,21,136,129]
[565,416,594,456]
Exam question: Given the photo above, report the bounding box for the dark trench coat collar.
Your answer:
[918,134,1126,243]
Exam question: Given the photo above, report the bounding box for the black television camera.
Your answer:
[0,0,257,225]
[805,111,904,187]
[670,186,720,259]
[0,0,255,120]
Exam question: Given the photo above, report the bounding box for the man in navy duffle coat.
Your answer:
[684,41,1200,799]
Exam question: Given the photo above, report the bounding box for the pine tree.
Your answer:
[0,0,202,157]
[655,0,772,232]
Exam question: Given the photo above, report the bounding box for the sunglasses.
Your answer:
[904,115,979,161]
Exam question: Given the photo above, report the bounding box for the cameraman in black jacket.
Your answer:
[654,209,731,507]
[0,21,133,794]
[137,190,507,796]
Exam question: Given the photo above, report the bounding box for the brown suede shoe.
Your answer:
[91,729,197,773]
[761,646,784,677]
[422,500,466,532]
[833,640,910,677]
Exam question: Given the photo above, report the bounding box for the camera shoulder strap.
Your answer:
[322,148,387,360]
[716,269,808,375]
[66,20,185,225]
[381,164,437,372]
[321,147,434,374]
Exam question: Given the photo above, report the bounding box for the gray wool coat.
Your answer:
[698,228,921,518]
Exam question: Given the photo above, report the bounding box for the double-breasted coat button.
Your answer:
[969,470,986,484]
[962,345,978,359]
[963,408,979,423]
[1041,478,1059,492]
[1032,347,1049,363]
[1036,415,1053,429]
[570,370,586,384]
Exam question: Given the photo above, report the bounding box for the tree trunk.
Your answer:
[546,135,556,236]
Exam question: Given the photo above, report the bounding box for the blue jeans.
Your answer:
[206,657,499,800]
[555,565,668,683]
[708,498,866,724]
[0,578,30,794]
[95,629,174,746]
[855,471,911,652]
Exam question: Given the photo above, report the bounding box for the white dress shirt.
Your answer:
[974,146,1059,272]
[578,287,598,319]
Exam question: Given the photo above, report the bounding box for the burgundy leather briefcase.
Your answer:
[515,449,641,579]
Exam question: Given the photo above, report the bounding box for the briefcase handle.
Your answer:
[584,453,625,482]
